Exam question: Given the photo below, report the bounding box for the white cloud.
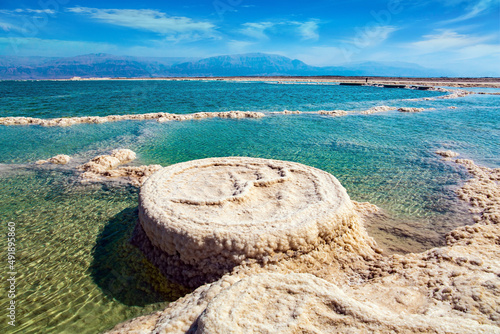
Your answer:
[0,20,27,33]
[456,43,500,59]
[408,29,493,54]
[66,7,217,41]
[0,9,56,15]
[347,25,398,48]
[442,0,499,23]
[296,20,320,41]
[239,22,274,40]
[239,20,321,41]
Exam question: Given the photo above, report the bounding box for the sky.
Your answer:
[0,0,499,75]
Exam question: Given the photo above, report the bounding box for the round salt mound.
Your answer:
[138,157,360,285]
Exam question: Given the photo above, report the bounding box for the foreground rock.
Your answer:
[135,157,376,287]
[78,149,161,186]
[0,111,265,127]
[107,156,500,333]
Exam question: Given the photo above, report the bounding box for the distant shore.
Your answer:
[42,76,500,88]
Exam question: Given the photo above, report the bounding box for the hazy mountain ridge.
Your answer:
[0,53,449,79]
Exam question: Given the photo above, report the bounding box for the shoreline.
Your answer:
[2,76,500,88]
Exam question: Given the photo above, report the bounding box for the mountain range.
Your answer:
[0,53,451,79]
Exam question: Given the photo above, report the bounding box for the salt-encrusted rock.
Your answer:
[196,273,496,334]
[0,111,265,127]
[137,157,368,287]
[108,155,500,333]
[436,150,460,158]
[360,105,397,114]
[35,154,71,165]
[317,110,348,116]
[78,149,161,186]
[78,149,137,174]
[399,107,426,113]
[269,110,302,114]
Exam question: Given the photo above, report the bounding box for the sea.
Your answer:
[0,79,499,333]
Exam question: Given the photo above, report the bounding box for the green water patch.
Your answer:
[0,169,188,334]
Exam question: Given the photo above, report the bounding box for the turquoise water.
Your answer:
[0,81,499,333]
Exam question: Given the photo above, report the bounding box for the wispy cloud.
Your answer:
[239,20,321,41]
[0,20,28,33]
[442,0,499,23]
[295,20,320,41]
[66,7,217,41]
[346,25,398,48]
[0,9,56,15]
[408,29,493,53]
[239,22,274,40]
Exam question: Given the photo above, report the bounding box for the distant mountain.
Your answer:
[167,53,315,76]
[0,53,199,79]
[0,52,448,79]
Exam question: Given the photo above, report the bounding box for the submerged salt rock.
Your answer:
[269,110,302,115]
[196,273,496,334]
[138,157,364,286]
[317,110,348,116]
[78,149,136,174]
[78,149,159,186]
[35,154,71,165]
[436,150,460,158]
[398,107,426,113]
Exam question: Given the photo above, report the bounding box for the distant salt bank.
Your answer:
[58,76,500,89]
[135,157,376,287]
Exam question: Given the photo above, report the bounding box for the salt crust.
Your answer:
[77,149,161,186]
[107,154,500,333]
[137,157,375,287]
[0,111,265,127]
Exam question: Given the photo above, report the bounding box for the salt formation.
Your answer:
[269,110,302,114]
[196,273,496,334]
[436,150,460,159]
[35,154,71,165]
[398,107,426,112]
[136,157,374,287]
[0,111,265,127]
[107,154,500,333]
[78,149,161,186]
[360,105,397,114]
[317,110,349,116]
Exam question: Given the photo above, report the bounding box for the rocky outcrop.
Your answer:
[106,155,500,333]
[360,105,397,114]
[78,149,161,186]
[0,111,265,127]
[135,157,377,287]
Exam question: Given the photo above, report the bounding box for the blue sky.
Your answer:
[0,0,499,75]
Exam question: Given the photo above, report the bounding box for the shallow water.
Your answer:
[0,81,499,333]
